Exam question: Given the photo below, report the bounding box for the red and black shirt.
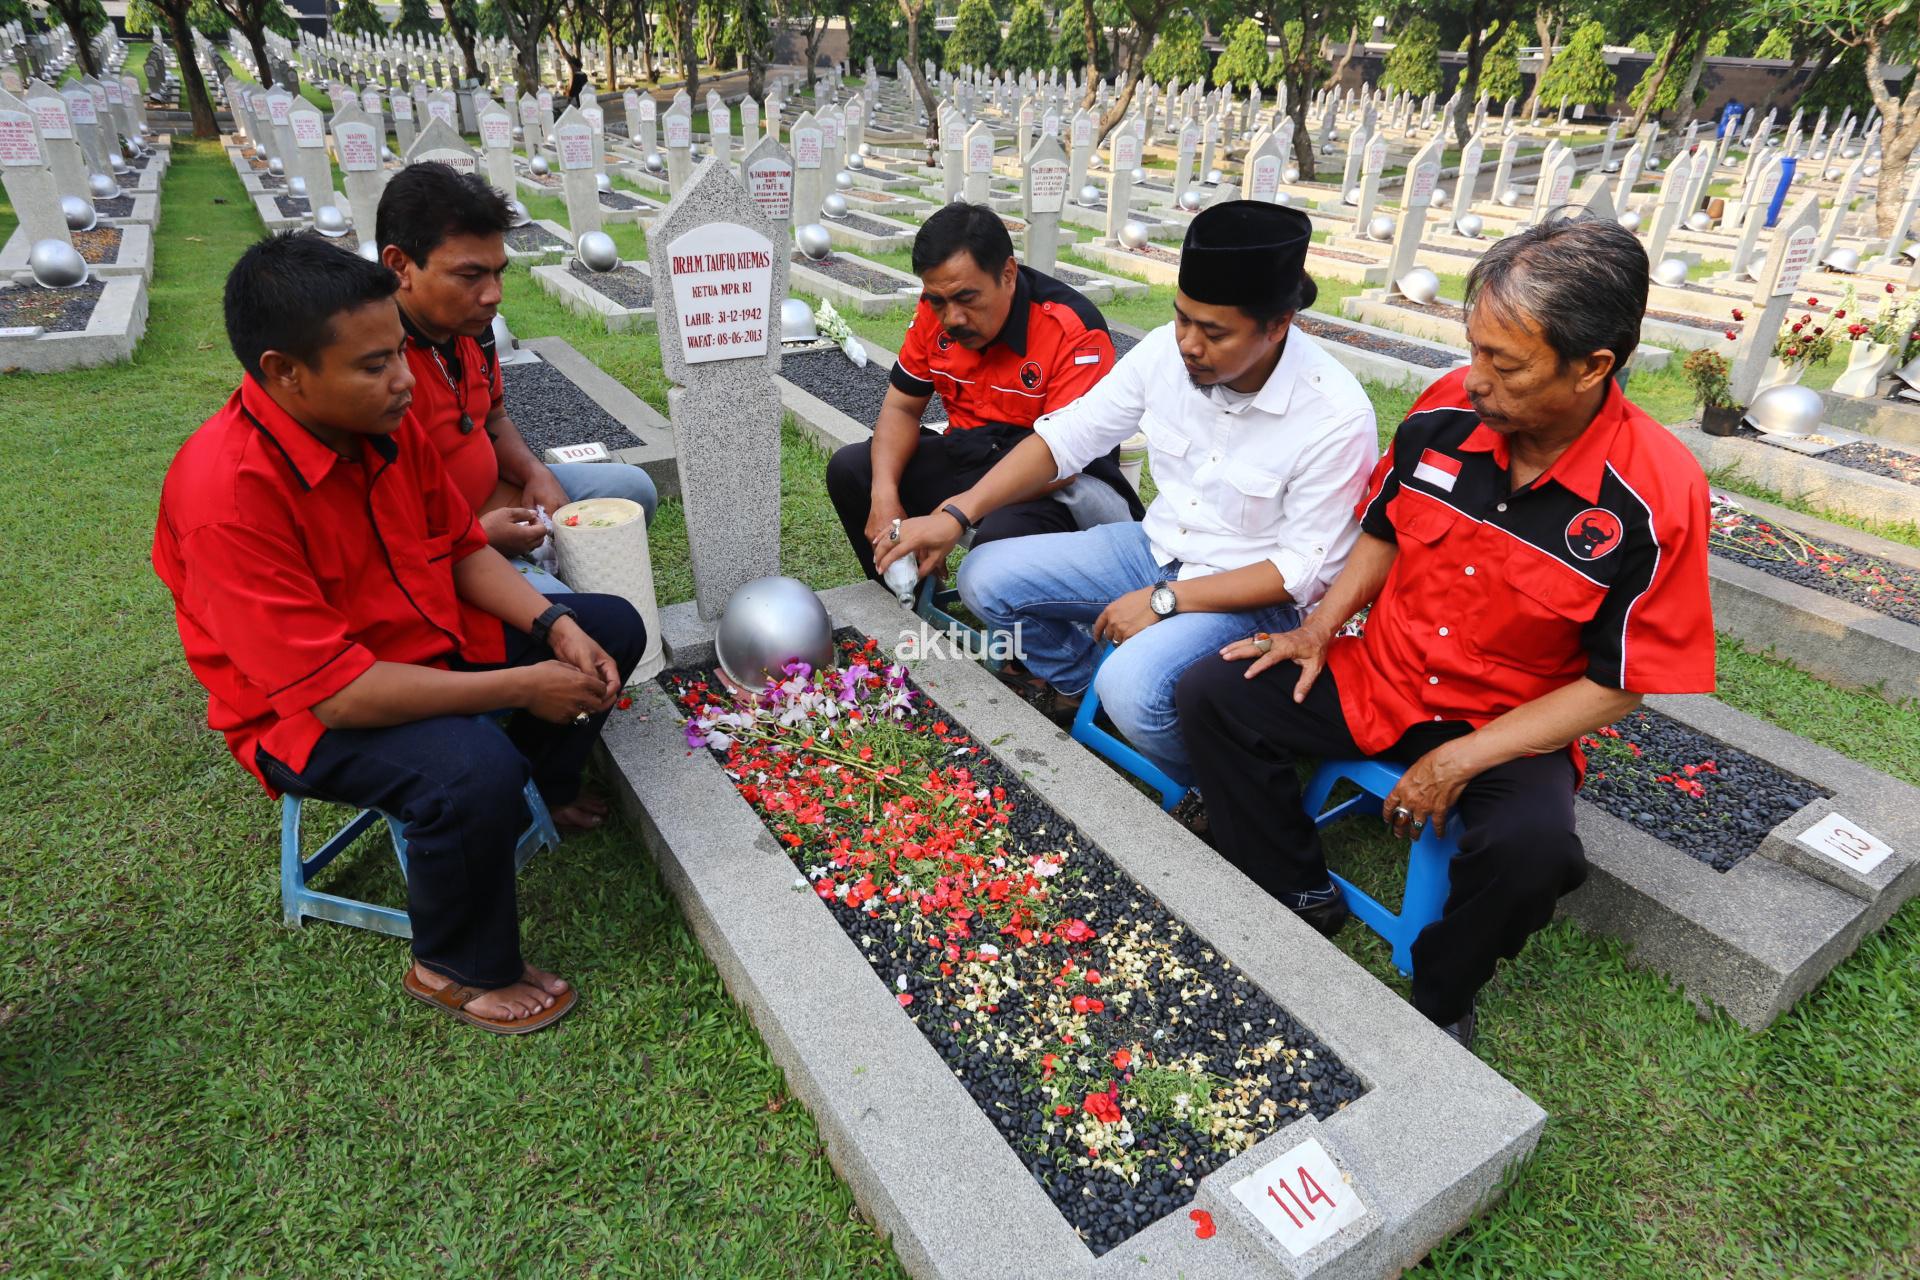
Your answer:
[152,377,490,794]
[890,264,1115,429]
[1328,368,1716,763]
[399,311,504,514]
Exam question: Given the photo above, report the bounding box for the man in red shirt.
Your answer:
[1175,218,1716,1050]
[376,163,659,597]
[824,202,1143,580]
[152,234,646,1035]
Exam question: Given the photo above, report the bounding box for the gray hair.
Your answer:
[1463,216,1648,372]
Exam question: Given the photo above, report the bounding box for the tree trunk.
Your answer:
[1080,0,1099,108]
[678,0,700,102]
[1286,93,1315,181]
[1523,9,1555,115]
[162,2,219,137]
[1457,4,1485,147]
[454,26,482,82]
[245,24,274,89]
[1092,27,1148,146]
[52,1,102,77]
[901,3,939,141]
[804,17,826,91]
[1329,22,1359,88]
[639,13,657,82]
[1671,29,1713,117]
[1867,35,1920,237]
[1625,15,1699,133]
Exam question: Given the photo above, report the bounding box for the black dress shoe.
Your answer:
[1291,892,1351,939]
[1437,1000,1477,1052]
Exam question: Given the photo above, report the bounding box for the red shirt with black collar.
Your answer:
[889,263,1115,428]
[399,312,503,513]
[1328,367,1716,763]
[152,376,491,794]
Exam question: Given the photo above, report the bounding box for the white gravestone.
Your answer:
[25,81,82,201]
[289,100,336,215]
[664,105,693,193]
[1386,131,1445,291]
[331,100,386,226]
[0,90,70,250]
[1106,127,1140,242]
[478,101,515,194]
[553,107,603,237]
[1643,150,1694,265]
[962,120,993,204]
[1352,130,1388,234]
[404,116,478,175]
[790,110,824,226]
[390,89,415,153]
[1727,194,1824,407]
[1022,133,1069,274]
[1451,132,1485,231]
[741,133,794,242]
[647,157,789,619]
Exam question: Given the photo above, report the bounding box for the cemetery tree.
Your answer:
[898,0,943,139]
[1380,17,1441,98]
[208,0,299,89]
[1522,3,1569,113]
[1444,0,1530,145]
[1142,12,1208,87]
[847,3,897,71]
[1001,0,1053,72]
[1753,27,1791,59]
[1268,0,1364,180]
[444,0,485,81]
[493,0,570,96]
[1088,0,1183,142]
[1534,20,1615,114]
[1622,3,1708,131]
[44,0,108,77]
[772,0,833,92]
[333,0,386,37]
[1742,0,1920,237]
[1211,17,1272,92]
[146,0,221,137]
[391,0,441,38]
[1050,0,1110,77]
[945,0,1003,72]
[1477,19,1525,105]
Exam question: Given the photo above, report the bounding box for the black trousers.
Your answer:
[260,593,646,990]
[825,425,1079,580]
[1174,656,1587,1025]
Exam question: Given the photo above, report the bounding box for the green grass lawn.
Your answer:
[2,142,1917,1278]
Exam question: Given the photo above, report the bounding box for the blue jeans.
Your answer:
[957,521,1301,785]
[515,461,660,595]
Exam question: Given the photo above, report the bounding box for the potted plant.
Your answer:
[1684,348,1739,436]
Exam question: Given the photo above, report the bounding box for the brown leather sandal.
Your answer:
[403,966,579,1035]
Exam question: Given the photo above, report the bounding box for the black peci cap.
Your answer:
[1177,200,1318,312]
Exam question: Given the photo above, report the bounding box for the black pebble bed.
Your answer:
[1713,535,1920,628]
[780,346,948,425]
[788,250,909,295]
[1295,314,1460,368]
[273,194,310,218]
[255,173,285,190]
[501,360,646,452]
[1822,440,1920,487]
[1110,330,1140,360]
[505,223,567,253]
[1123,243,1181,264]
[598,189,648,210]
[830,210,911,238]
[660,638,1366,1255]
[1578,708,1827,872]
[566,260,654,308]
[91,195,135,218]
[0,280,106,333]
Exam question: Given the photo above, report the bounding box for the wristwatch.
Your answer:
[1149,580,1178,618]
[530,601,578,644]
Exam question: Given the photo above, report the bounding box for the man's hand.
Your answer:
[1382,740,1474,840]
[547,615,623,701]
[875,510,965,579]
[1217,623,1333,702]
[864,491,908,552]
[519,659,617,723]
[1092,586,1161,645]
[480,506,549,557]
[520,464,570,518]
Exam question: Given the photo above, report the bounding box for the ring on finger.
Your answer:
[1391,805,1412,823]
[888,518,902,543]
[1252,631,1273,655]
[573,710,591,725]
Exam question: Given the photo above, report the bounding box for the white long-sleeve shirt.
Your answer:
[1034,321,1380,607]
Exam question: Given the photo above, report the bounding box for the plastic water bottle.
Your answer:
[883,553,919,607]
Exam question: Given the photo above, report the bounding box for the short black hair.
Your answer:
[911,201,1015,277]
[1465,215,1648,372]
[1237,273,1319,327]
[375,161,515,266]
[224,231,399,382]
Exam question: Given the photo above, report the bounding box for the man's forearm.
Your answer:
[1301,533,1397,638]
[1164,561,1292,612]
[1446,679,1643,776]
[868,411,924,499]
[950,433,1070,521]
[453,545,551,632]
[487,409,546,488]
[313,662,526,729]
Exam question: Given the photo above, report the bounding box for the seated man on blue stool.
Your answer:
[878,202,1377,789]
[152,233,646,1036]
[1175,218,1718,1050]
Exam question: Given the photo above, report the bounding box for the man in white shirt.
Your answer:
[877,202,1378,786]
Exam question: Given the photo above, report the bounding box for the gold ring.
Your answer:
[1252,632,1273,654]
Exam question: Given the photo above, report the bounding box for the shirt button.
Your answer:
[1496,502,1508,512]
[1464,565,1476,576]
[1438,626,1449,636]
[1428,675,1440,685]
[1433,714,1444,721]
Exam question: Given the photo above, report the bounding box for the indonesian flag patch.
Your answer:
[1412,448,1462,492]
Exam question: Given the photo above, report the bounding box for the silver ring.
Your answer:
[573,711,591,725]
[1391,806,1412,822]
[888,518,902,543]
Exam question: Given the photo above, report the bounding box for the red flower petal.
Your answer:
[898,993,913,1007]
[1190,1209,1216,1239]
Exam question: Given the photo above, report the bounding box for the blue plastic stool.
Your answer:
[1070,643,1189,812]
[912,571,1007,673]
[280,776,560,940]
[1301,758,1456,977]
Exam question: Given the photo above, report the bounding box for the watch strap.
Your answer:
[941,502,977,535]
[530,601,577,644]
